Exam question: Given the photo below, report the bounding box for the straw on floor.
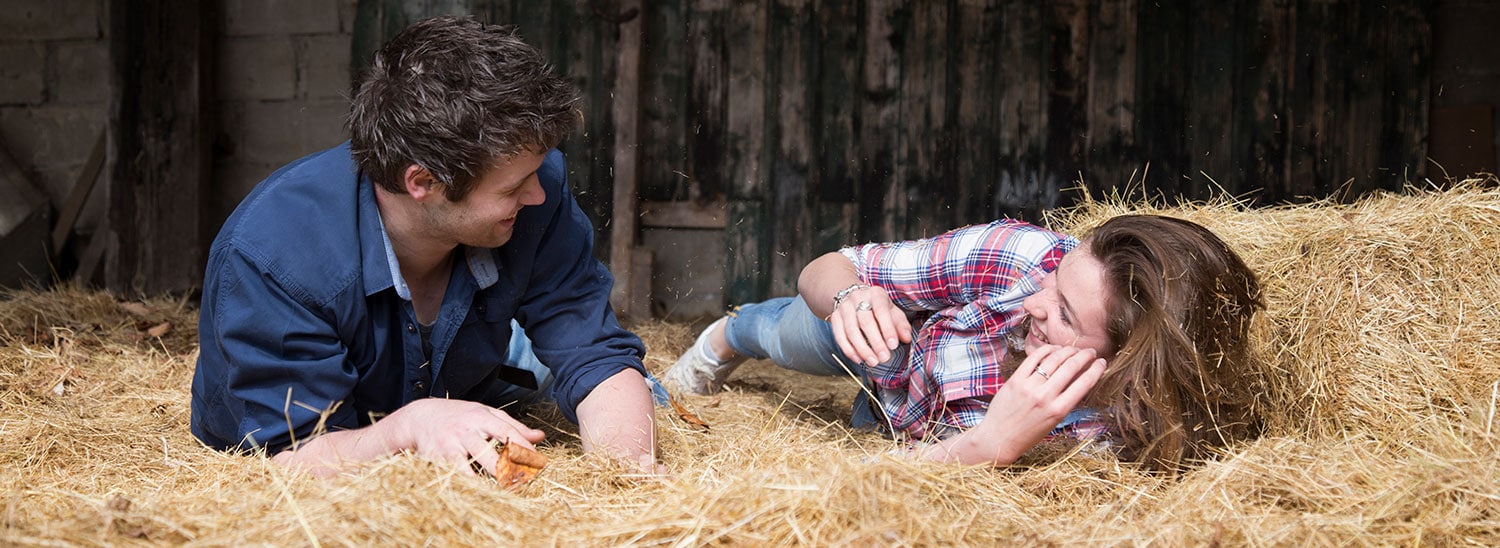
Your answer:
[3,177,1498,545]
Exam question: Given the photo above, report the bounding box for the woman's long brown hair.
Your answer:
[1084,215,1264,471]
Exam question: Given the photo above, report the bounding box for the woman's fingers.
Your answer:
[829,312,859,366]
[854,303,889,364]
[1018,344,1063,377]
[1057,357,1107,404]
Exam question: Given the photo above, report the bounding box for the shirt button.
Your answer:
[476,303,486,313]
[406,323,415,333]
[414,381,426,391]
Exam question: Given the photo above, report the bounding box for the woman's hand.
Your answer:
[919,344,1106,465]
[828,284,913,366]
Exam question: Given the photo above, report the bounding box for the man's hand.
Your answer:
[272,398,544,478]
[919,345,1106,465]
[384,398,546,476]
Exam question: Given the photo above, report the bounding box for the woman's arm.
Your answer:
[798,252,913,366]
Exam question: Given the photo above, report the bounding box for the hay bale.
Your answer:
[1047,177,1500,442]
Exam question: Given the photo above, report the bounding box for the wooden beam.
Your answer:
[609,0,644,318]
[107,0,211,295]
[51,130,106,254]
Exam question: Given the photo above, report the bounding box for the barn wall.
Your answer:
[5,1,1483,312]
[356,0,1439,317]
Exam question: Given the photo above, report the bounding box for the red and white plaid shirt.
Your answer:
[841,219,1077,439]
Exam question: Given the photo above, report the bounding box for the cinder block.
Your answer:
[298,34,352,100]
[54,42,109,104]
[0,44,46,105]
[0,105,104,196]
[0,0,101,41]
[223,0,340,37]
[220,37,297,101]
[337,0,357,33]
[219,99,349,166]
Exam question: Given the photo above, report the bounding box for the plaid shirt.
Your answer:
[841,219,1077,439]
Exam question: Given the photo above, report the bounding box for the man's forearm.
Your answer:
[271,422,406,477]
[575,368,658,465]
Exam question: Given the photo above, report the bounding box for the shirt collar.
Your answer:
[359,178,500,299]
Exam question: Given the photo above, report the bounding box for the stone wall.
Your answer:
[0,0,109,234]
[213,0,356,229]
[0,0,357,251]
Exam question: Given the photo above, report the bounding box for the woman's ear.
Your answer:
[402,164,441,201]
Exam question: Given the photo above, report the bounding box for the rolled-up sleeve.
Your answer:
[512,153,646,424]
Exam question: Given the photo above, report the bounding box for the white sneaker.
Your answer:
[661,317,747,395]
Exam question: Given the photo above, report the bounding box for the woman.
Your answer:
[663,215,1263,470]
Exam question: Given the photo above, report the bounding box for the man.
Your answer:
[191,16,662,476]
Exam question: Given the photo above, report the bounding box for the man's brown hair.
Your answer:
[349,16,579,201]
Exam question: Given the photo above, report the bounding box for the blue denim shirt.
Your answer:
[190,143,645,453]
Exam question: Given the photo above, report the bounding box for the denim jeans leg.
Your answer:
[723,296,904,431]
[722,296,861,377]
[486,320,555,410]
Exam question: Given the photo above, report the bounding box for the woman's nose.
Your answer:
[1022,291,1045,319]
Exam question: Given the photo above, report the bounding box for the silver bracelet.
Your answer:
[832,283,870,311]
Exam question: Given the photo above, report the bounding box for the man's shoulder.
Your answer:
[210,143,366,307]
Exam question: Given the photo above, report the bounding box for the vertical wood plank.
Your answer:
[993,1,1048,222]
[107,0,210,295]
[1042,0,1089,213]
[548,1,613,241]
[812,0,860,207]
[1341,1,1387,196]
[725,0,770,305]
[897,1,948,238]
[1285,0,1320,196]
[688,0,729,203]
[954,0,1001,226]
[609,0,644,317]
[1084,0,1137,194]
[1234,0,1291,204]
[858,0,903,241]
[1379,0,1431,186]
[1185,2,1237,198]
[813,0,861,245]
[584,6,622,242]
[769,0,815,295]
[1134,0,1188,198]
[640,0,690,201]
[1300,0,1340,198]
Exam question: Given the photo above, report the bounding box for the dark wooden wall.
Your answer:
[354,0,1433,306]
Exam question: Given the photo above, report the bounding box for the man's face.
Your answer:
[421,150,548,249]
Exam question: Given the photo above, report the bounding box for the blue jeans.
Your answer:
[722,296,907,430]
[496,320,671,409]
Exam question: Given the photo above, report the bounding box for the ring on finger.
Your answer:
[1033,368,1051,380]
[856,300,872,311]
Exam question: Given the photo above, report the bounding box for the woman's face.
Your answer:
[1020,247,1114,358]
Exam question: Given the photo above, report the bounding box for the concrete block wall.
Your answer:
[213,0,357,228]
[0,0,109,232]
[0,0,358,255]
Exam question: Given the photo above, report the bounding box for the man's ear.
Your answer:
[402,165,442,201]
